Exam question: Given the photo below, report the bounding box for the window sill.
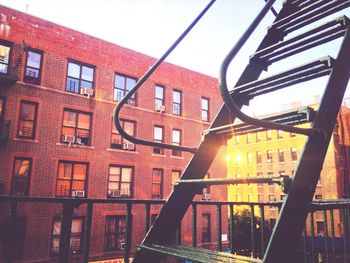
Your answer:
[56,142,95,149]
[107,148,139,154]
[12,137,39,143]
[170,155,184,160]
[151,153,166,158]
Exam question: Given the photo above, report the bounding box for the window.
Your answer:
[155,85,165,107]
[0,42,11,74]
[111,119,135,150]
[266,130,272,140]
[267,150,273,163]
[104,216,126,251]
[291,147,298,161]
[17,100,38,139]
[256,151,262,164]
[202,213,211,243]
[152,169,163,199]
[316,221,325,237]
[51,217,84,255]
[171,170,181,185]
[268,172,274,188]
[247,152,253,165]
[114,73,137,106]
[173,90,182,115]
[61,109,91,146]
[256,132,261,142]
[315,194,323,200]
[257,172,263,186]
[277,130,283,139]
[278,149,285,162]
[153,126,164,155]
[246,133,252,144]
[56,161,88,197]
[66,61,94,94]
[24,49,42,84]
[11,158,32,196]
[201,97,209,122]
[172,129,181,157]
[107,166,133,198]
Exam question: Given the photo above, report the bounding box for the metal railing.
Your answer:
[0,196,349,263]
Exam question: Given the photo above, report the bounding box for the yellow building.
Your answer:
[227,104,348,236]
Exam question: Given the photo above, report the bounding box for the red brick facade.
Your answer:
[0,5,227,262]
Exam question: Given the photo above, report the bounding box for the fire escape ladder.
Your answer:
[130,0,350,262]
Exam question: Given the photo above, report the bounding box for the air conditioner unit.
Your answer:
[118,242,126,250]
[72,190,85,198]
[76,137,83,145]
[80,87,94,97]
[109,190,121,197]
[63,135,75,143]
[203,193,211,200]
[155,104,166,112]
[122,143,135,150]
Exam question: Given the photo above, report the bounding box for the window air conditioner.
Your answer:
[80,87,94,97]
[72,190,85,198]
[63,135,75,143]
[155,104,166,112]
[109,190,121,197]
[118,242,126,250]
[203,193,211,200]
[122,143,135,150]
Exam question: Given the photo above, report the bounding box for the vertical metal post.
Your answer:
[217,204,222,251]
[260,205,265,257]
[229,204,234,253]
[192,204,197,247]
[323,210,329,263]
[303,227,308,263]
[145,203,151,234]
[342,208,349,263]
[250,204,256,257]
[330,209,336,263]
[83,202,93,263]
[124,202,132,263]
[310,212,315,263]
[5,201,17,263]
[58,201,74,263]
[176,221,182,245]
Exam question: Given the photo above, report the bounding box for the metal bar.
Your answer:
[260,205,265,256]
[303,227,308,263]
[113,0,217,153]
[229,204,234,253]
[83,202,93,263]
[4,201,17,263]
[250,205,256,257]
[324,210,329,263]
[176,222,181,245]
[330,209,336,263]
[58,201,74,263]
[343,208,349,263]
[217,204,222,251]
[192,204,197,247]
[124,202,132,263]
[145,203,151,234]
[310,212,315,263]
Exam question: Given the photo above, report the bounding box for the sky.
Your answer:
[1,0,350,115]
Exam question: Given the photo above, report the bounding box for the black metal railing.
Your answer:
[0,196,348,263]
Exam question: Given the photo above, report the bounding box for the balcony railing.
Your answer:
[0,196,349,263]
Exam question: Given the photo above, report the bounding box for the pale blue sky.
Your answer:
[1,0,349,115]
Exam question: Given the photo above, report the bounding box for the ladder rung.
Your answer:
[232,56,334,100]
[204,107,315,136]
[252,16,348,67]
[273,0,350,35]
[138,244,262,263]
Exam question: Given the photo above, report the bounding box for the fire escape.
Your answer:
[113,0,350,262]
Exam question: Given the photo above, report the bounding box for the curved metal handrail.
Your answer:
[113,0,217,154]
[219,0,324,139]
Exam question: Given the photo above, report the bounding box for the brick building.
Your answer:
[227,103,350,238]
[0,5,227,262]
